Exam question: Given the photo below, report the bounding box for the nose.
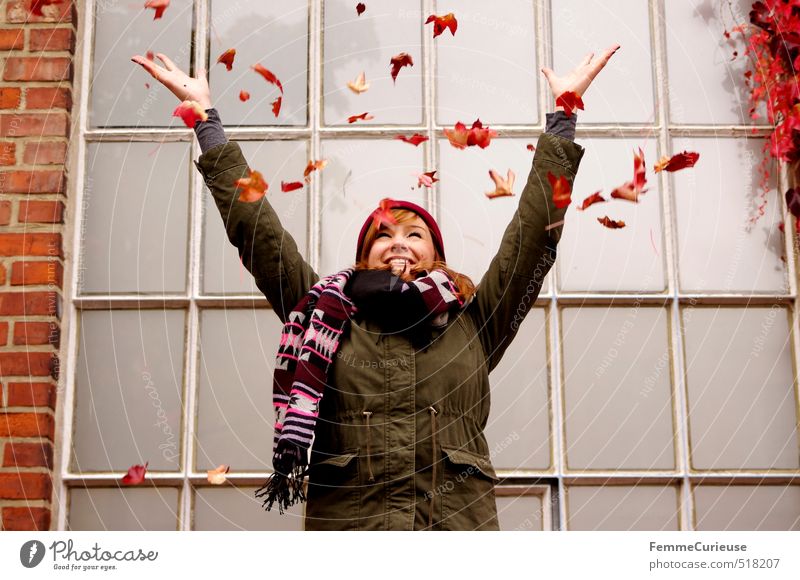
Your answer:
[391,240,409,252]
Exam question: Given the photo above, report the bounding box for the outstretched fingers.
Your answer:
[156,53,179,72]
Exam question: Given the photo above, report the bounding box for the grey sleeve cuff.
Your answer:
[545,111,577,141]
[194,108,228,153]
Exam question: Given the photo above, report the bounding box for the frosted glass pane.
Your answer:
[72,310,185,472]
[69,488,179,530]
[683,307,798,470]
[562,307,675,470]
[487,309,550,470]
[558,138,664,292]
[80,142,190,294]
[323,0,422,125]
[90,0,194,127]
[497,494,545,531]
[196,309,283,471]
[665,0,755,124]
[552,0,654,123]
[194,487,304,530]
[694,485,800,530]
[438,137,550,292]
[209,1,308,126]
[319,139,425,274]
[673,137,787,293]
[202,140,309,294]
[567,485,679,530]
[436,0,538,125]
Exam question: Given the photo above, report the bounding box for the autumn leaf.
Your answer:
[252,63,284,93]
[390,52,414,83]
[609,181,641,203]
[172,100,208,128]
[234,169,268,202]
[239,90,250,102]
[486,169,516,199]
[144,0,169,20]
[271,96,282,117]
[547,171,572,208]
[145,50,155,61]
[633,147,647,193]
[597,216,626,229]
[417,171,438,188]
[527,143,536,152]
[577,191,606,210]
[207,464,230,485]
[216,48,236,71]
[121,462,148,485]
[372,198,399,230]
[281,181,304,192]
[348,112,374,123]
[443,122,470,149]
[555,91,584,117]
[396,133,429,146]
[356,2,365,16]
[653,151,700,172]
[303,159,328,182]
[29,0,64,16]
[443,119,498,150]
[347,71,370,94]
[425,13,458,38]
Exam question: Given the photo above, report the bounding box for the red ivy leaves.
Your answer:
[121,462,148,485]
[390,52,414,83]
[577,191,606,210]
[547,171,572,208]
[216,48,236,71]
[348,112,374,123]
[252,63,284,94]
[144,0,169,20]
[555,91,584,117]
[281,181,304,193]
[372,198,399,230]
[654,151,700,172]
[598,216,626,229]
[356,2,365,16]
[425,13,458,38]
[234,169,269,202]
[172,100,207,128]
[443,119,498,149]
[239,90,250,102]
[396,133,429,146]
[271,96,282,117]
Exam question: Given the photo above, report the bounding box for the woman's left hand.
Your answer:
[541,44,620,107]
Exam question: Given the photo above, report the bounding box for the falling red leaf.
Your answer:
[356,2,365,16]
[417,171,438,188]
[555,91,584,117]
[303,159,328,182]
[207,464,230,485]
[121,462,148,485]
[145,82,150,89]
[443,122,470,149]
[425,13,458,38]
[396,133,429,146]
[172,100,208,128]
[239,90,250,102]
[271,96,282,117]
[372,198,399,230]
[597,216,626,229]
[145,50,154,61]
[348,112,374,123]
[29,0,64,16]
[486,169,516,199]
[609,181,641,203]
[547,171,572,208]
[443,119,498,150]
[216,48,236,71]
[144,0,169,20]
[653,151,700,173]
[633,147,647,193]
[390,52,414,83]
[577,190,606,210]
[252,63,284,93]
[281,181,304,192]
[234,169,269,202]
[526,143,536,152]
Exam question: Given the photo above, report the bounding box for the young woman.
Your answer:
[132,44,619,530]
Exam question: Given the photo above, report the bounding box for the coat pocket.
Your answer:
[439,445,499,530]
[304,449,361,531]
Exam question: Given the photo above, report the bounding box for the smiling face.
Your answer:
[364,213,437,271]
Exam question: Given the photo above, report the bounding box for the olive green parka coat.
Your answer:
[194,132,584,530]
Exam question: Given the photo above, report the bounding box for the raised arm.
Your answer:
[131,53,319,321]
[467,44,619,372]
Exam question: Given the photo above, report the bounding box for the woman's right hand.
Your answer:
[131,52,212,109]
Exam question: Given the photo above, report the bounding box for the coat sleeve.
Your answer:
[193,141,320,322]
[466,132,585,372]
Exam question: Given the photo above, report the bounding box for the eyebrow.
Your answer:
[378,224,426,232]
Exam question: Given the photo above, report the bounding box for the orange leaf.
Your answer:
[144,0,169,19]
[444,119,498,150]
[609,181,642,203]
[281,181,304,192]
[443,122,470,149]
[303,159,328,182]
[207,464,230,485]
[390,52,414,83]
[234,169,269,202]
[372,198,399,231]
[251,63,284,93]
[239,90,250,102]
[356,2,365,16]
[271,96,282,117]
[348,112,374,123]
[347,71,370,94]
[577,190,606,210]
[417,170,438,188]
[425,13,458,38]
[485,169,516,199]
[547,171,572,208]
[555,91,584,117]
[526,143,536,152]
[633,147,647,193]
[597,216,626,229]
[172,100,208,128]
[121,462,148,485]
[653,151,700,172]
[216,48,236,71]
[396,133,429,146]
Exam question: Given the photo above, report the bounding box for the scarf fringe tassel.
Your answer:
[255,448,308,514]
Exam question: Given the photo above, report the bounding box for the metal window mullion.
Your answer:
[310,0,322,273]
[424,0,436,217]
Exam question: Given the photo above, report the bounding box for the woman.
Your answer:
[132,44,619,530]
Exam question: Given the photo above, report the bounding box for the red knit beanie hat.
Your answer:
[356,198,446,262]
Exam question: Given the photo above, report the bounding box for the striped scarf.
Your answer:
[255,266,464,514]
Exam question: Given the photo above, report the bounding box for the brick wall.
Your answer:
[0,0,75,531]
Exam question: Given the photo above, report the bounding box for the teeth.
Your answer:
[390,259,407,274]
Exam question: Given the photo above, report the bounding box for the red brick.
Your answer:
[0,413,54,439]
[0,28,24,50]
[18,200,64,223]
[25,87,70,110]
[0,291,60,315]
[0,113,68,137]
[0,141,16,165]
[0,352,54,377]
[0,472,52,500]
[3,441,52,468]
[6,1,74,24]
[12,321,58,347]
[0,200,10,225]
[0,87,21,109]
[0,233,62,257]
[29,27,72,51]
[3,57,71,82]
[0,263,5,285]
[11,260,63,287]
[2,506,50,531]
[0,321,7,346]
[0,169,64,193]
[22,140,66,164]
[6,382,55,408]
